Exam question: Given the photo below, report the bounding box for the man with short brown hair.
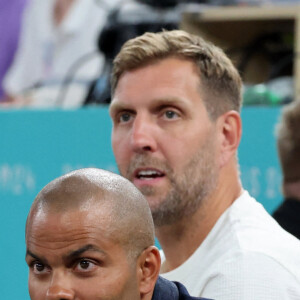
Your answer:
[110,29,300,299]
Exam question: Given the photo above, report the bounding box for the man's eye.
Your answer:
[32,262,49,274]
[119,112,132,123]
[74,259,97,273]
[164,110,179,119]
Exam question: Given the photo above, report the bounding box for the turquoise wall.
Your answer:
[0,106,282,299]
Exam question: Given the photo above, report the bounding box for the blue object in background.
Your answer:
[0,106,282,299]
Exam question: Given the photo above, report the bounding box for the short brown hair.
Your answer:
[277,101,300,183]
[111,30,242,119]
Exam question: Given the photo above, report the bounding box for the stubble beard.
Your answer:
[122,133,218,227]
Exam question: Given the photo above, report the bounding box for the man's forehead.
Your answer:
[111,57,201,100]
[27,200,114,234]
[26,205,116,247]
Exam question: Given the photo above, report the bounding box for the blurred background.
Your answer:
[1,0,299,298]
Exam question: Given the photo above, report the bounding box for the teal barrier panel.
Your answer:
[0,106,282,299]
[240,107,282,213]
[0,107,117,299]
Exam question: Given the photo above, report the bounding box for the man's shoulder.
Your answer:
[161,191,300,297]
[230,192,300,266]
[221,191,300,255]
[216,193,300,281]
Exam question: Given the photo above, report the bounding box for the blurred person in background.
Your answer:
[272,100,300,239]
[0,0,28,101]
[2,0,117,108]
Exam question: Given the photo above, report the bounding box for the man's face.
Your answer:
[110,57,219,226]
[25,206,141,300]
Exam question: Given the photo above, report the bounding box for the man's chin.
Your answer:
[145,195,165,210]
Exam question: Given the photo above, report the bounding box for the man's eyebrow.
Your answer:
[109,102,131,116]
[25,250,48,264]
[109,97,187,115]
[65,244,106,260]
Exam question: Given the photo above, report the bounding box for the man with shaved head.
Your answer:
[25,168,209,300]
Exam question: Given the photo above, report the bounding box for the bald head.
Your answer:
[26,168,155,259]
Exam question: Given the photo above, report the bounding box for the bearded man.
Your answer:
[109,29,300,299]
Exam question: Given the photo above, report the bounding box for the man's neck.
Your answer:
[157,166,242,273]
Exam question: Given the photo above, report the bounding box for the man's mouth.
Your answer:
[135,169,165,180]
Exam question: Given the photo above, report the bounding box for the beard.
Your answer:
[121,131,218,227]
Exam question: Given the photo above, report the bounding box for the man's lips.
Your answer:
[133,168,165,180]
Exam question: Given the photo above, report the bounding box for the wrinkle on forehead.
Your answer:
[26,204,116,258]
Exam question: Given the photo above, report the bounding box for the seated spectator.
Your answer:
[273,100,300,239]
[109,29,300,299]
[25,168,210,300]
[2,0,116,108]
[0,0,28,101]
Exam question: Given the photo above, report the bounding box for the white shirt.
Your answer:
[3,0,116,107]
[160,191,300,300]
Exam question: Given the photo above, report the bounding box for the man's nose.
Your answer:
[46,271,75,300]
[130,115,158,153]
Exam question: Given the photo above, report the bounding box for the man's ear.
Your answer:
[217,110,242,168]
[137,246,161,297]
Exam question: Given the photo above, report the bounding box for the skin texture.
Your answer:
[110,57,242,271]
[110,57,218,225]
[25,168,161,300]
